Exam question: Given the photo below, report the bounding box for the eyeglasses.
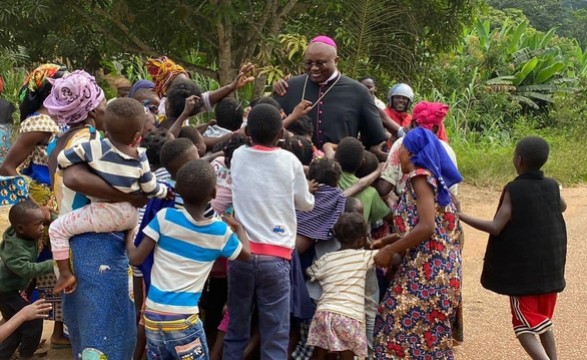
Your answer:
[303,58,335,69]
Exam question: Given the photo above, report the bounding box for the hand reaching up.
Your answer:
[291,100,313,119]
[181,95,202,117]
[232,63,256,90]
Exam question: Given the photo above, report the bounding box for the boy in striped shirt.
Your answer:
[49,98,172,295]
[126,159,250,358]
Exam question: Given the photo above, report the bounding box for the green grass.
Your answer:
[452,128,587,188]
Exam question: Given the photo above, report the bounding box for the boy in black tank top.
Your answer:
[458,136,567,360]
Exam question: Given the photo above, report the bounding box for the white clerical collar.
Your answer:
[319,70,340,85]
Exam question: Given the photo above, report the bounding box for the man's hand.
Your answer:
[273,75,291,96]
[231,63,255,91]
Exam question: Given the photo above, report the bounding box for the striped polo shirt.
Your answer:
[143,207,242,314]
[57,138,167,200]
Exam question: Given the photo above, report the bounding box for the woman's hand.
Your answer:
[374,247,395,268]
[371,233,401,249]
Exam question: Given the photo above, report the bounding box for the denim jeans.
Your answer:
[145,318,209,360]
[223,255,291,360]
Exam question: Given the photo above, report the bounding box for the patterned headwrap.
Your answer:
[412,101,449,142]
[129,79,155,98]
[146,56,188,97]
[310,35,337,49]
[403,127,462,207]
[19,64,66,102]
[43,70,105,125]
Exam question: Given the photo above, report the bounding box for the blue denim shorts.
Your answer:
[144,313,209,360]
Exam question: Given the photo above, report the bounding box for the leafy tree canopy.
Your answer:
[0,0,479,94]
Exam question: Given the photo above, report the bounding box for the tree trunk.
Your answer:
[215,0,235,86]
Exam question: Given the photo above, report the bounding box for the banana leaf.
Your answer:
[535,62,565,84]
[514,57,538,86]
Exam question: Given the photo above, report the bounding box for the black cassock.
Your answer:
[274,74,386,148]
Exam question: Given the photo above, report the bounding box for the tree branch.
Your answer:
[74,4,218,80]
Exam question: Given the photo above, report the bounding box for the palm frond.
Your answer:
[337,0,418,79]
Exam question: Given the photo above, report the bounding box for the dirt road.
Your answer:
[3,183,585,359]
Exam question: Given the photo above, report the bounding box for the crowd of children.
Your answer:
[0,47,568,360]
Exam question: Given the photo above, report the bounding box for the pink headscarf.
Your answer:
[44,70,105,125]
[310,35,337,49]
[412,101,449,142]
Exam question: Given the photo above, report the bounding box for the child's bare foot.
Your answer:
[53,273,76,295]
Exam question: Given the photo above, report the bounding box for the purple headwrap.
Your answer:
[310,35,337,49]
[129,79,155,99]
[43,70,105,125]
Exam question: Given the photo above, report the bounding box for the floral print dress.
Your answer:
[373,169,462,359]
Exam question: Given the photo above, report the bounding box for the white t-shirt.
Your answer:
[231,145,314,256]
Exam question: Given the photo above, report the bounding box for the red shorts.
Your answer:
[510,293,557,337]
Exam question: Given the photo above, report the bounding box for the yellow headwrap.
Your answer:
[146,56,188,97]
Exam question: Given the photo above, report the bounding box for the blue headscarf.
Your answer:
[403,127,462,206]
[128,79,155,98]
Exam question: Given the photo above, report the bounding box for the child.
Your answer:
[458,136,567,360]
[306,212,378,359]
[125,159,251,359]
[49,98,171,294]
[132,137,202,360]
[0,201,54,359]
[223,104,314,360]
[202,97,244,151]
[333,137,391,224]
[210,133,248,215]
[284,135,314,166]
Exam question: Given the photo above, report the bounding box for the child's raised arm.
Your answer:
[343,162,384,197]
[222,214,251,261]
[458,190,512,236]
[125,230,156,266]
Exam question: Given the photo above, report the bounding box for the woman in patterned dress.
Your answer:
[372,127,463,359]
[0,64,71,348]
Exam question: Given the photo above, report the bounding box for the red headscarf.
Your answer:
[412,101,449,142]
[0,76,4,94]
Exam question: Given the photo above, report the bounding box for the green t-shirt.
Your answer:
[339,171,390,223]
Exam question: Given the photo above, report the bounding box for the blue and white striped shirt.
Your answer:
[143,207,242,314]
[58,138,167,200]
